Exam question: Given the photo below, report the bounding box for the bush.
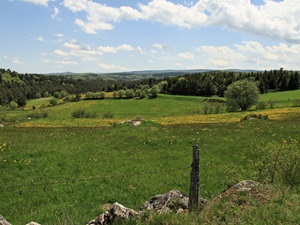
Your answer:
[256,101,267,110]
[268,99,276,108]
[49,98,58,106]
[27,110,48,119]
[203,102,226,114]
[71,109,97,118]
[256,140,300,188]
[240,114,269,121]
[9,101,18,110]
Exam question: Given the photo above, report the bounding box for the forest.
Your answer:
[0,68,299,107]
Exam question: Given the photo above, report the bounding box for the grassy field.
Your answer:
[0,90,300,224]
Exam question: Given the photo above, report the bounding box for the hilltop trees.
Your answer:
[225,80,260,111]
[0,68,299,107]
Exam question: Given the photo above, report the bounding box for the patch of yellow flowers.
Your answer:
[12,107,300,127]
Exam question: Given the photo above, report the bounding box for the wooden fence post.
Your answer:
[189,145,200,212]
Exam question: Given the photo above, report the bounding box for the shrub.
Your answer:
[9,101,18,110]
[49,98,58,106]
[268,99,276,108]
[27,110,48,119]
[240,114,269,121]
[35,93,41,99]
[53,91,61,99]
[256,140,300,188]
[256,101,267,110]
[203,102,226,114]
[63,96,73,102]
[118,90,125,99]
[125,89,135,99]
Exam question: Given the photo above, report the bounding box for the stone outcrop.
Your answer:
[87,202,139,225]
[0,216,12,225]
[0,216,40,225]
[212,180,269,205]
[25,222,41,225]
[140,190,190,214]
[87,190,208,224]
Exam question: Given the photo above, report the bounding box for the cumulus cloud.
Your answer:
[97,63,133,71]
[21,0,49,7]
[62,0,300,43]
[13,58,26,65]
[152,43,168,49]
[41,59,78,66]
[51,7,59,19]
[196,41,300,70]
[178,52,194,60]
[35,36,44,42]
[203,0,300,43]
[53,41,134,60]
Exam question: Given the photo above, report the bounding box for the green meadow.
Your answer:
[0,90,300,224]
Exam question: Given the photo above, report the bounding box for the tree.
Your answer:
[150,85,160,98]
[225,80,259,111]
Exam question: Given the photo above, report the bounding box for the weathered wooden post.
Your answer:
[189,145,200,212]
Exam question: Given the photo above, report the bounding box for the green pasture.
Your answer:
[260,89,300,107]
[1,89,299,127]
[0,91,300,224]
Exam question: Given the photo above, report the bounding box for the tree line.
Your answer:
[0,68,299,107]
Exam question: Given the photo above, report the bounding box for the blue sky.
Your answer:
[1,0,300,73]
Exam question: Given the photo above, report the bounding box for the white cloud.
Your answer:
[63,0,300,43]
[53,49,68,56]
[21,0,49,7]
[51,7,59,19]
[41,59,78,66]
[136,47,145,54]
[35,36,44,42]
[62,0,88,12]
[138,0,207,28]
[97,63,133,71]
[13,58,25,65]
[203,0,300,43]
[53,41,134,62]
[196,41,300,70]
[197,45,244,68]
[152,43,168,49]
[54,33,65,38]
[178,52,194,60]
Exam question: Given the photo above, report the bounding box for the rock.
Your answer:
[140,190,190,213]
[87,190,208,224]
[0,124,4,128]
[212,180,269,206]
[87,202,139,225]
[26,222,41,225]
[0,216,12,225]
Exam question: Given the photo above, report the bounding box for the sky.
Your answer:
[1,0,300,74]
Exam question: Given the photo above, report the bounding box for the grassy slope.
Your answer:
[0,90,300,224]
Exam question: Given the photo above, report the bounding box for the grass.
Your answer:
[260,89,300,107]
[0,91,300,224]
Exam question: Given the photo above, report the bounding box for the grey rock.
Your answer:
[0,216,12,225]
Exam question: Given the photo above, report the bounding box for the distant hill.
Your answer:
[48,69,260,80]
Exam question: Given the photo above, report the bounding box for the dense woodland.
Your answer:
[0,68,299,107]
